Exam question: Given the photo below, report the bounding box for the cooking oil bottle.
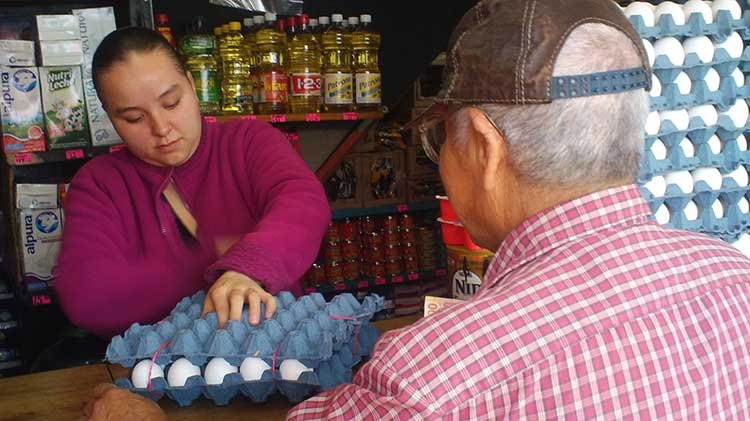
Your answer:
[220,21,253,114]
[181,17,220,114]
[288,14,322,113]
[255,12,288,114]
[322,14,353,112]
[353,14,381,111]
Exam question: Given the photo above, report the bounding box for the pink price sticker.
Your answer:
[334,283,346,291]
[357,280,369,289]
[270,114,287,123]
[436,269,447,276]
[396,204,409,213]
[14,153,33,164]
[109,144,127,153]
[65,149,84,160]
[374,277,386,286]
[408,273,420,281]
[305,113,321,122]
[342,112,358,121]
[241,115,257,120]
[204,116,218,123]
[392,275,405,284]
[32,295,51,306]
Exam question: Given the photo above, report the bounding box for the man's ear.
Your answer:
[467,107,506,192]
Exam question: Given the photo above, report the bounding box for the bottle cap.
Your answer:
[265,12,277,22]
[156,13,169,25]
[253,15,265,25]
[300,14,310,26]
[360,14,372,23]
[243,18,253,27]
[319,16,330,25]
[287,16,298,30]
[310,18,319,27]
[331,14,343,23]
[229,21,241,31]
[348,17,359,26]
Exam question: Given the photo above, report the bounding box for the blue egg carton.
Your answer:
[628,10,750,41]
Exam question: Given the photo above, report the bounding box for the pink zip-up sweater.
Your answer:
[54,118,331,338]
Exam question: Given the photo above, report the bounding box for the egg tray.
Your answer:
[639,118,750,181]
[652,45,750,85]
[641,178,750,234]
[106,291,384,369]
[650,65,750,112]
[628,9,750,41]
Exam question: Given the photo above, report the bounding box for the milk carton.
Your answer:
[36,15,81,41]
[16,184,58,209]
[0,40,35,66]
[39,40,84,66]
[1,66,46,153]
[18,208,63,283]
[40,66,90,149]
[72,7,117,78]
[83,78,120,146]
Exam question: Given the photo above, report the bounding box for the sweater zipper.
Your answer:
[158,169,174,236]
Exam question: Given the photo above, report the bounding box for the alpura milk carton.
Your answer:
[18,207,63,283]
[1,66,46,153]
[40,66,90,149]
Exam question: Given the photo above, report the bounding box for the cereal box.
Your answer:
[39,66,90,149]
[0,66,46,153]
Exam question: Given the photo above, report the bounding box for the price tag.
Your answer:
[204,116,217,123]
[109,144,127,153]
[357,280,369,289]
[436,268,447,276]
[305,113,321,122]
[392,275,404,284]
[65,149,84,160]
[241,115,257,120]
[304,288,316,294]
[32,294,51,306]
[342,112,358,121]
[334,283,346,291]
[396,204,409,213]
[374,277,386,286]
[408,273,420,281]
[270,114,287,123]
[14,153,33,164]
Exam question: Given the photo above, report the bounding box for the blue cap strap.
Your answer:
[551,67,650,100]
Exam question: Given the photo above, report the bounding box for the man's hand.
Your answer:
[201,270,277,327]
[81,384,166,421]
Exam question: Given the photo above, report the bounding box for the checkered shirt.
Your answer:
[287,185,750,420]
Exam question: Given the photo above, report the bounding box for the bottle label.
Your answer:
[324,73,353,105]
[191,69,219,103]
[291,72,322,97]
[157,28,176,47]
[262,71,289,104]
[356,73,381,105]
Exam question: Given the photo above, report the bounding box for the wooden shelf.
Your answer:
[331,200,439,220]
[304,268,448,294]
[4,144,126,167]
[206,111,383,124]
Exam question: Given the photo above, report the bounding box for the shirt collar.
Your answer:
[481,184,652,291]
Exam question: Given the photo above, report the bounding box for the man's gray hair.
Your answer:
[453,23,649,187]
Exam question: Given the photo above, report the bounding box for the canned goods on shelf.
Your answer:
[342,239,360,260]
[367,246,386,262]
[340,218,359,240]
[384,230,401,246]
[399,213,415,230]
[324,222,341,243]
[401,228,416,244]
[361,216,377,234]
[343,259,361,281]
[365,232,384,248]
[402,241,418,257]
[384,215,399,232]
[404,256,419,273]
[323,242,343,261]
[386,258,403,276]
[385,244,401,259]
[308,262,326,285]
[325,260,344,283]
[369,260,386,278]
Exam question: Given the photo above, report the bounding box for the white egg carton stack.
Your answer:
[627,0,750,253]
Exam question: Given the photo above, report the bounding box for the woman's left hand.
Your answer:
[201,270,277,327]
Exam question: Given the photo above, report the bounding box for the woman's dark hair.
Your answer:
[92,26,187,100]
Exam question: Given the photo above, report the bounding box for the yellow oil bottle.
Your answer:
[352,14,382,111]
[322,14,353,112]
[255,12,288,114]
[220,21,253,114]
[181,17,220,114]
[288,14,322,113]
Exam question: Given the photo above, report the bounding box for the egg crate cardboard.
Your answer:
[628,10,750,41]
[641,179,750,234]
[106,291,384,369]
[652,46,750,84]
[650,67,750,112]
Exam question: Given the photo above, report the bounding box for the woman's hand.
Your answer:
[81,384,166,421]
[201,270,277,327]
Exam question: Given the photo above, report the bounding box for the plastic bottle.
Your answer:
[181,17,220,114]
[288,14,322,113]
[347,17,360,31]
[249,15,266,113]
[317,16,330,48]
[220,21,253,114]
[352,14,381,111]
[155,13,176,48]
[321,14,353,112]
[309,18,319,32]
[255,12,289,114]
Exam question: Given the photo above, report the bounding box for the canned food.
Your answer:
[325,260,344,283]
[401,228,416,244]
[399,213,415,230]
[323,242,343,261]
[340,218,359,241]
[361,216,377,235]
[325,222,341,243]
[369,260,386,278]
[365,232,384,249]
[367,246,386,262]
[309,262,326,285]
[342,240,360,260]
[384,230,401,246]
[404,256,419,273]
[343,259,361,281]
[402,242,419,258]
[384,215,399,232]
[385,244,401,259]
[386,258,403,276]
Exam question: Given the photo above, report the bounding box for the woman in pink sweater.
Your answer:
[54,27,330,339]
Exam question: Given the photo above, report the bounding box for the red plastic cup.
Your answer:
[437,196,460,222]
[438,218,464,245]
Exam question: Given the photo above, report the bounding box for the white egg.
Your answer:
[167,358,201,387]
[682,36,715,63]
[655,204,671,224]
[651,75,662,97]
[651,139,668,160]
[625,2,656,26]
[680,137,696,157]
[691,167,723,190]
[712,0,742,19]
[727,165,750,186]
[673,72,692,95]
[713,31,744,59]
[708,135,722,154]
[732,68,746,87]
[655,1,687,25]
[665,170,695,193]
[654,37,686,66]
[713,199,725,218]
[740,197,750,213]
[131,360,165,389]
[660,109,690,131]
[720,99,749,128]
[683,0,714,23]
[643,39,656,66]
[644,175,667,197]
[684,201,699,220]
[704,68,721,91]
[688,104,719,126]
[279,359,313,381]
[240,357,271,381]
[733,233,750,258]
[646,111,661,135]
[737,134,748,151]
[204,357,238,386]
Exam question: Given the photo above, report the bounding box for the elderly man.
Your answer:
[82,0,750,419]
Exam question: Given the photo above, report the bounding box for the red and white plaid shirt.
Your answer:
[288,185,750,420]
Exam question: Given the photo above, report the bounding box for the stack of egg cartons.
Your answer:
[106,291,384,406]
[623,0,750,255]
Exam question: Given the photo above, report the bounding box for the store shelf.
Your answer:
[206,111,383,124]
[331,200,439,220]
[4,144,126,167]
[304,267,448,294]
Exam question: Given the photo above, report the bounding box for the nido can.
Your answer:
[447,245,494,300]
